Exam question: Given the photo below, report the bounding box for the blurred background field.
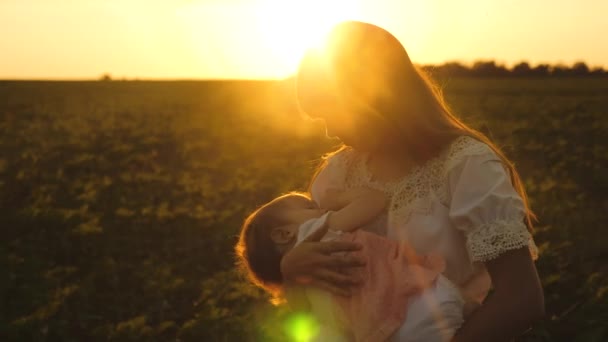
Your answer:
[1,78,607,341]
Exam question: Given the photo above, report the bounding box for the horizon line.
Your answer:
[2,59,606,82]
[0,78,284,82]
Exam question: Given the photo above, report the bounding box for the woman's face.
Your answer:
[297,54,397,152]
[320,107,355,143]
[317,104,394,153]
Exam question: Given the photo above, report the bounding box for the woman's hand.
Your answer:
[280,222,366,296]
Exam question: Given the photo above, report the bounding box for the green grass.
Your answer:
[0,78,606,341]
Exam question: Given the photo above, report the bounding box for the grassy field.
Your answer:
[1,78,607,341]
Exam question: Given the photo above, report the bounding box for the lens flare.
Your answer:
[282,311,320,342]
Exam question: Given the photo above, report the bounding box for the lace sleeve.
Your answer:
[446,139,538,263]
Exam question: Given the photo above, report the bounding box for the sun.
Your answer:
[175,0,368,78]
[255,0,364,77]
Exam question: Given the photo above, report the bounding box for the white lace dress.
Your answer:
[310,136,539,305]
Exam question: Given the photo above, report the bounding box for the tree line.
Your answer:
[98,61,607,81]
[420,61,607,78]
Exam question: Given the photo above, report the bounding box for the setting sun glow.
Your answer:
[1,0,607,79]
[176,0,366,79]
[254,0,364,75]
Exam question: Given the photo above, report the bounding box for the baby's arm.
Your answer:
[321,187,387,232]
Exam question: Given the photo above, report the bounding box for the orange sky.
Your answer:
[1,0,607,79]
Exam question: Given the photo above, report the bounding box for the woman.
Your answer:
[280,21,544,341]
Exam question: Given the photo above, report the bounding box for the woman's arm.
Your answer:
[445,144,545,341]
[451,247,545,342]
[322,187,387,232]
[318,187,372,210]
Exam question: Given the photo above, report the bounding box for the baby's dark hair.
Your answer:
[235,191,310,304]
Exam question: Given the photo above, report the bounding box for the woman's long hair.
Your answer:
[297,21,536,231]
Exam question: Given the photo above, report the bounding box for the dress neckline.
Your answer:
[360,152,423,191]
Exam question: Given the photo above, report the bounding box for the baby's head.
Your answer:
[235,192,325,301]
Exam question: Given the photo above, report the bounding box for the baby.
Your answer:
[236,188,464,341]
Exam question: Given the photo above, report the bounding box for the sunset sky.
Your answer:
[1,0,607,79]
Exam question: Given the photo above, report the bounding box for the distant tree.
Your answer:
[571,62,590,76]
[100,73,112,81]
[512,62,532,77]
[421,62,470,78]
[419,60,605,78]
[551,64,571,77]
[530,64,551,77]
[442,62,470,77]
[590,67,607,76]
[471,61,509,77]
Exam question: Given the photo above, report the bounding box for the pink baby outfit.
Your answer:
[296,212,446,342]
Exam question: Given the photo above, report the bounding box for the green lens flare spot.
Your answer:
[283,312,320,342]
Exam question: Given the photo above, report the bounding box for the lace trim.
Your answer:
[324,138,540,263]
[465,219,539,262]
[336,136,495,213]
[445,136,495,172]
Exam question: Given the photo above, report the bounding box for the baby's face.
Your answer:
[280,196,327,226]
[270,196,327,254]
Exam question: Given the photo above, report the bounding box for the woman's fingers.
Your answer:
[312,279,352,297]
[325,252,366,268]
[319,240,363,255]
[315,267,361,287]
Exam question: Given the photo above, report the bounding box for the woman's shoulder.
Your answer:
[443,135,497,171]
[323,145,359,169]
[325,145,356,160]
